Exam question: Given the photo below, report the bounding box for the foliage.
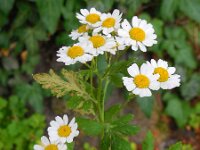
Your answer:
[0,96,45,150]
[0,0,200,149]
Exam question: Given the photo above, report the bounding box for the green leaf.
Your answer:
[105,104,121,122]
[112,114,134,126]
[181,73,200,100]
[160,0,179,21]
[180,0,200,23]
[136,96,154,118]
[0,0,15,15]
[76,117,103,135]
[67,142,74,150]
[0,97,7,109]
[36,0,63,33]
[112,124,139,136]
[111,135,131,150]
[164,93,192,127]
[142,131,154,150]
[97,55,107,76]
[168,142,182,150]
[100,133,111,150]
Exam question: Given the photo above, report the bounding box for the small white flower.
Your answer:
[48,115,79,144]
[93,9,122,35]
[146,59,181,89]
[79,33,117,56]
[123,63,160,97]
[118,16,157,52]
[69,25,89,40]
[33,136,67,150]
[76,8,101,28]
[57,42,94,65]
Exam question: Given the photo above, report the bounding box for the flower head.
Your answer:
[34,136,67,150]
[79,33,116,56]
[69,25,89,40]
[76,8,102,28]
[146,59,181,89]
[56,43,94,65]
[48,115,79,143]
[123,63,160,97]
[93,9,122,35]
[118,16,157,52]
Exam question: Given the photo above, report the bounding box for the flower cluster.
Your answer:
[123,59,181,97]
[57,8,157,65]
[34,114,79,150]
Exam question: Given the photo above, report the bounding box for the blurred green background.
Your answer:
[0,0,200,149]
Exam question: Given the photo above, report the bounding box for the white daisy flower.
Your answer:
[93,9,122,35]
[122,63,160,97]
[69,25,89,40]
[118,16,157,52]
[56,42,94,65]
[76,8,101,28]
[33,136,67,150]
[146,59,181,89]
[79,33,117,56]
[48,115,79,144]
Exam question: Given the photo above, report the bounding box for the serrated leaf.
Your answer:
[36,0,63,33]
[76,117,103,135]
[112,124,139,136]
[142,131,154,150]
[111,135,131,150]
[33,69,95,104]
[112,114,134,126]
[105,104,121,122]
[100,133,111,150]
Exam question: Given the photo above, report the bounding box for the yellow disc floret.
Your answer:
[58,125,71,137]
[67,46,84,59]
[89,35,106,48]
[45,144,58,150]
[86,13,100,24]
[154,67,169,82]
[78,25,88,33]
[134,74,150,88]
[102,18,116,28]
[129,27,145,42]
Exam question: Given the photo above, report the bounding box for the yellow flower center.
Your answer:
[58,125,71,137]
[78,25,87,33]
[86,13,100,24]
[89,35,106,48]
[134,74,150,88]
[129,27,145,42]
[45,144,58,150]
[102,17,116,28]
[154,67,169,82]
[67,46,84,59]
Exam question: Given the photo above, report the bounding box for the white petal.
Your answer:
[168,67,176,74]
[127,63,140,77]
[158,59,168,68]
[55,116,64,125]
[138,42,147,52]
[34,145,43,150]
[41,136,50,146]
[122,77,135,91]
[63,115,69,124]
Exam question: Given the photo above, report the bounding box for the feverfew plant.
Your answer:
[33,8,181,149]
